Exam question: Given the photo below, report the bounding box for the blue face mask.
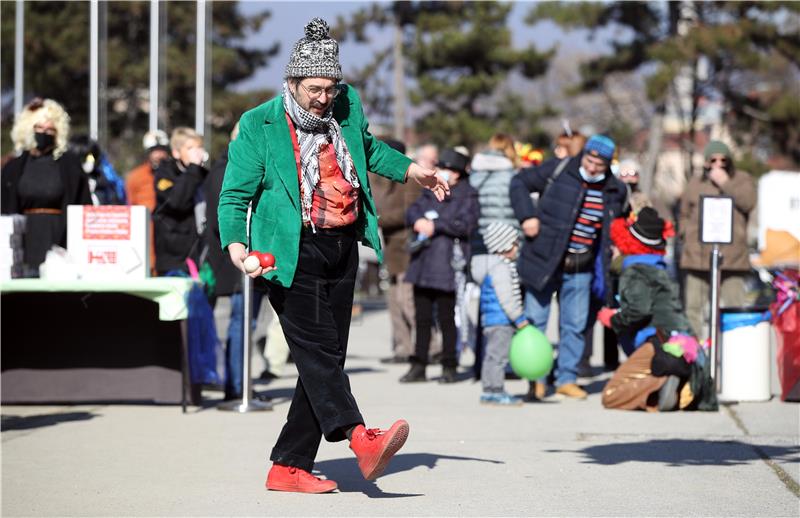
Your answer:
[438,170,450,183]
[579,166,605,183]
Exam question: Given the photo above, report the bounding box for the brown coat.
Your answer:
[679,169,756,272]
[370,172,422,276]
[602,343,667,411]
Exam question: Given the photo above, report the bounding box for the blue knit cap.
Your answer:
[584,135,616,162]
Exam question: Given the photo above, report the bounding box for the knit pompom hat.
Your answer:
[484,221,519,254]
[285,18,343,80]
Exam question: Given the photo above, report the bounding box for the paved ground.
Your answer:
[2,308,799,517]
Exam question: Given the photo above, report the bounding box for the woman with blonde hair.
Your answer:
[1,98,90,276]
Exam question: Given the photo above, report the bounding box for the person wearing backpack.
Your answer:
[509,135,627,400]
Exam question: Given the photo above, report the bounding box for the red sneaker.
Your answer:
[349,420,410,480]
[265,463,337,494]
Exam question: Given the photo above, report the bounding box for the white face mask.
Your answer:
[579,166,605,183]
[82,161,94,174]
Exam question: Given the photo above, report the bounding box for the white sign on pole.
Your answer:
[67,205,150,279]
[700,195,734,245]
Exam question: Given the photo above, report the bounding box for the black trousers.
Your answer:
[411,286,457,368]
[266,225,364,472]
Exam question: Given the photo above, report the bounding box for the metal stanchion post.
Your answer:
[709,244,722,393]
[219,271,272,412]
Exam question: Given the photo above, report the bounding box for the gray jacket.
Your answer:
[469,151,519,255]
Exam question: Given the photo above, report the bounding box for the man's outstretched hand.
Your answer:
[407,162,450,201]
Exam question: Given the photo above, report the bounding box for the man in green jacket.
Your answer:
[218,18,448,494]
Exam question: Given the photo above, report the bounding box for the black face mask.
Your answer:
[34,132,55,152]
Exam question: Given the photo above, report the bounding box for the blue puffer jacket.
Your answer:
[405,180,479,292]
[509,154,627,294]
[471,253,527,328]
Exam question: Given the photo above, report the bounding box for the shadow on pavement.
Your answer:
[554,439,800,467]
[315,452,504,498]
[1,411,98,431]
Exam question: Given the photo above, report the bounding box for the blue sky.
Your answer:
[234,1,612,92]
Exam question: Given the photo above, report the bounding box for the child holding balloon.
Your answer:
[471,222,529,405]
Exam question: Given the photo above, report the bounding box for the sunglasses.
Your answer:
[709,157,728,165]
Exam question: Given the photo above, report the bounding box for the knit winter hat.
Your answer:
[284,18,343,80]
[703,140,732,160]
[583,135,616,162]
[484,222,519,254]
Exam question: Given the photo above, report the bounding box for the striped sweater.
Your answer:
[568,184,604,254]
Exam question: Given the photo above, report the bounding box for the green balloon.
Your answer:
[509,325,554,380]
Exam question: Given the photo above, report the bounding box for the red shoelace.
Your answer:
[364,428,385,440]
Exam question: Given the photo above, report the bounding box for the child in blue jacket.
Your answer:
[471,222,529,405]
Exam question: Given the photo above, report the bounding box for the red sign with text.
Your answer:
[82,206,131,240]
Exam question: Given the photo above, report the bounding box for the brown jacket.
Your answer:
[371,172,422,276]
[679,169,756,272]
[602,343,666,411]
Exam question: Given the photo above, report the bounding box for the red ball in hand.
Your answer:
[258,252,275,269]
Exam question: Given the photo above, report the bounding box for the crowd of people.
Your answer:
[0,16,758,494]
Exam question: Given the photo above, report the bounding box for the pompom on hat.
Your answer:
[285,18,343,80]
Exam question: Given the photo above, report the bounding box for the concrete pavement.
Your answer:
[2,308,799,517]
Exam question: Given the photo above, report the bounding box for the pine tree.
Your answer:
[335,1,554,150]
[527,1,800,171]
[0,1,278,171]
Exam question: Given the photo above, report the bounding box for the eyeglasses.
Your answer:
[619,170,639,178]
[299,82,340,99]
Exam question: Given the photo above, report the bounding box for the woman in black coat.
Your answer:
[400,149,479,384]
[1,98,91,276]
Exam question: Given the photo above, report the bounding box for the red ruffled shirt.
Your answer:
[287,113,359,228]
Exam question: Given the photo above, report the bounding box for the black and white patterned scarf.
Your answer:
[282,81,358,225]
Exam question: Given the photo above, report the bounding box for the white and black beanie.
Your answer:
[484,221,519,254]
[284,18,343,80]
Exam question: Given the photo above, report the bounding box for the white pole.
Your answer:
[14,0,24,116]
[149,0,159,132]
[89,0,99,141]
[195,0,205,135]
[709,245,722,392]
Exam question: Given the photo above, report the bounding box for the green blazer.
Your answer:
[218,85,412,288]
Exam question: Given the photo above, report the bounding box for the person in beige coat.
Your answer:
[679,140,756,340]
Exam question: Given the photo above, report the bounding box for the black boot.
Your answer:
[399,363,427,383]
[438,366,458,384]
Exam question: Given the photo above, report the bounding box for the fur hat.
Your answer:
[484,222,519,254]
[583,134,616,162]
[284,18,343,80]
[610,207,672,256]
